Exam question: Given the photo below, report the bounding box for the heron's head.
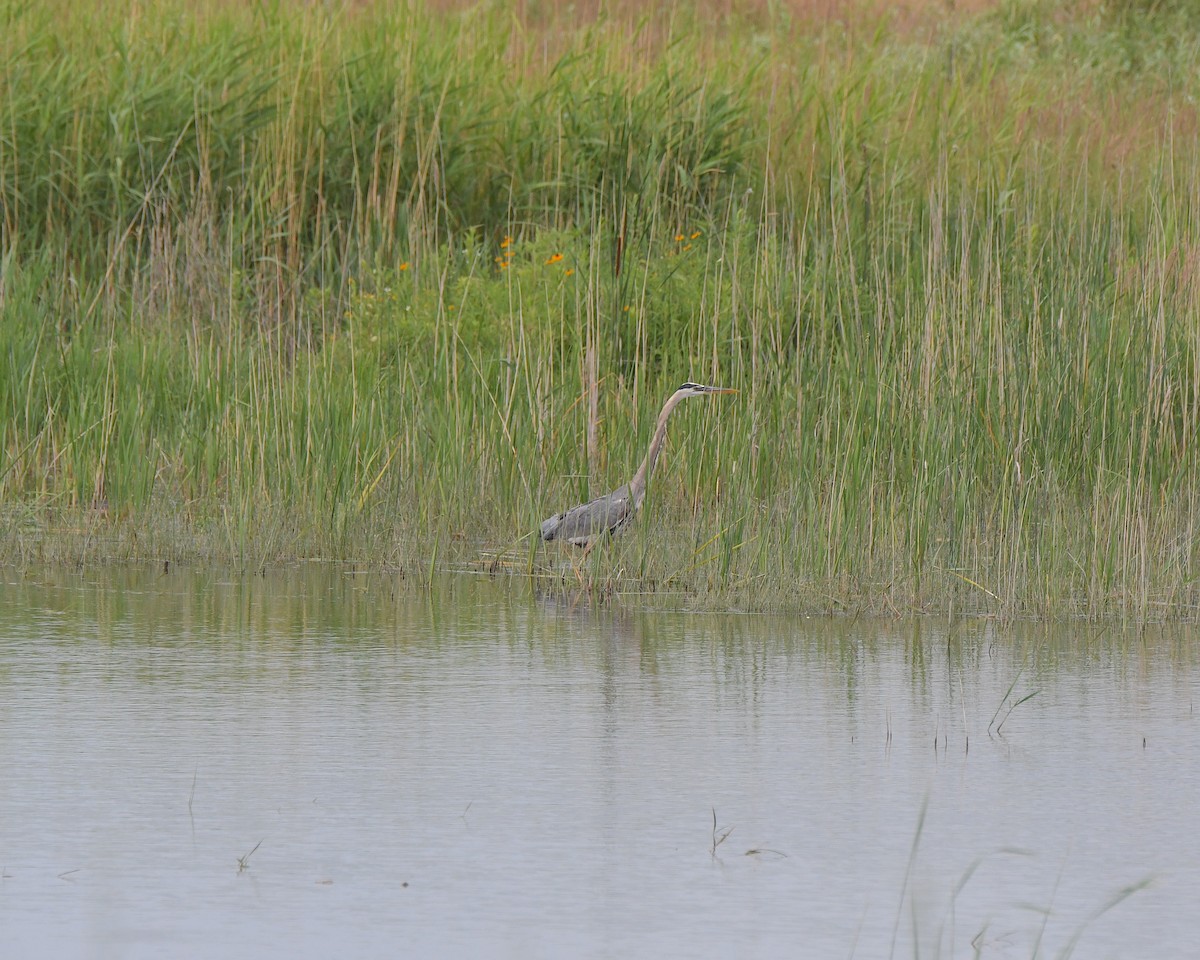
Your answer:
[678,382,737,397]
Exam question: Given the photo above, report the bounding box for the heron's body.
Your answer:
[539,482,635,546]
[540,382,735,549]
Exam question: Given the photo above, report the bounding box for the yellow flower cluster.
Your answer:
[492,235,575,277]
[544,250,573,277]
[496,235,514,270]
[549,253,576,276]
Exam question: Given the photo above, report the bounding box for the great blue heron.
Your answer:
[540,382,736,549]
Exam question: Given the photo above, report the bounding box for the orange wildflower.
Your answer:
[545,253,564,264]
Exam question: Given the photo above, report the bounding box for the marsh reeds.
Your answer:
[4,1,1200,618]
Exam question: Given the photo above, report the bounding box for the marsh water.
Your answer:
[0,568,1197,959]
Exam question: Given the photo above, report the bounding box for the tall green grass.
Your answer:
[4,0,1200,618]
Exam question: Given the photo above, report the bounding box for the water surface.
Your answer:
[1,568,1197,958]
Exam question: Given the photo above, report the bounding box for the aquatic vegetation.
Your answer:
[4,0,1200,618]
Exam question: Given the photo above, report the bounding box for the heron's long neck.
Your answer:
[629,389,688,508]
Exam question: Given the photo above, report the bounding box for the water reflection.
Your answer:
[0,567,1197,958]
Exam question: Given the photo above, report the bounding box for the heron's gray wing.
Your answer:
[540,485,634,545]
